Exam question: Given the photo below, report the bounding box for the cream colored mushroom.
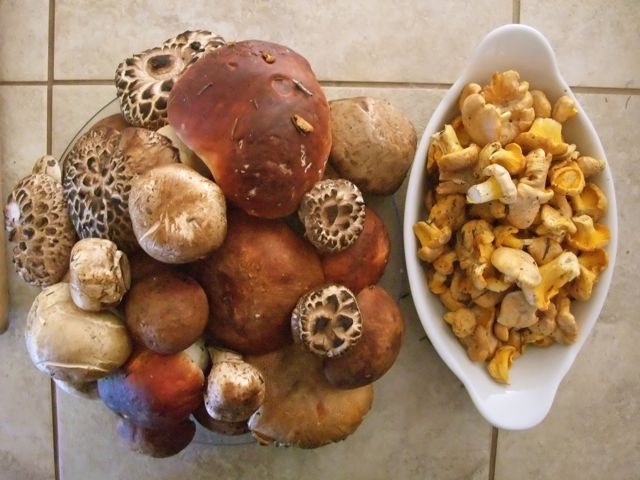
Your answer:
[466,164,517,205]
[461,93,505,146]
[69,238,131,311]
[531,90,551,118]
[491,247,541,290]
[552,95,578,123]
[204,348,265,422]
[521,252,581,310]
[156,125,212,179]
[576,156,605,178]
[496,291,538,329]
[507,183,554,229]
[129,163,227,263]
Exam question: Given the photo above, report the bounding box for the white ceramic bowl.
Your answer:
[403,24,618,430]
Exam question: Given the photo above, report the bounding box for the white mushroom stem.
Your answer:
[466,164,517,205]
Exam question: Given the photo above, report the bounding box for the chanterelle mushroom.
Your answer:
[298,179,366,253]
[522,251,581,310]
[496,291,538,329]
[4,173,76,287]
[291,284,363,358]
[69,238,131,312]
[115,30,225,130]
[491,247,541,290]
[204,348,265,423]
[466,164,517,205]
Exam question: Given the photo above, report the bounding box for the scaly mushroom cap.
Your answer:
[115,30,225,130]
[168,40,331,218]
[298,179,366,253]
[4,174,76,286]
[62,126,178,252]
[69,238,131,312]
[246,344,373,448]
[291,284,362,358]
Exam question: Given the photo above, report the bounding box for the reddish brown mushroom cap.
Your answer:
[168,40,331,218]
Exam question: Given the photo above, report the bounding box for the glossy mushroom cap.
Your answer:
[168,40,331,218]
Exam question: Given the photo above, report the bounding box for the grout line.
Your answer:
[47,2,61,480]
[513,0,521,23]
[488,427,499,480]
[53,79,113,86]
[320,80,453,89]
[571,85,640,95]
[0,80,48,86]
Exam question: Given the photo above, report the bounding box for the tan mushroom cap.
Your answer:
[4,173,76,287]
[298,179,366,253]
[246,344,373,448]
[32,155,61,181]
[291,284,363,358]
[491,247,541,289]
[496,291,538,329]
[129,163,227,264]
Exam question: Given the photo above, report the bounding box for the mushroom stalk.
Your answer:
[466,164,517,205]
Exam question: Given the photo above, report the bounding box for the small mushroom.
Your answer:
[507,183,554,229]
[466,164,517,205]
[413,221,451,263]
[156,124,212,178]
[566,215,611,252]
[527,236,563,265]
[115,30,225,129]
[496,291,538,329]
[549,161,585,196]
[534,205,577,242]
[129,163,227,264]
[514,117,569,155]
[298,179,366,253]
[487,346,517,384]
[491,247,541,290]
[69,238,130,311]
[552,95,578,123]
[32,155,61,181]
[291,284,362,358]
[531,90,552,118]
[204,348,266,423]
[576,155,605,178]
[570,183,607,221]
[4,173,76,286]
[26,283,132,383]
[116,417,196,458]
[193,404,249,436]
[521,251,581,310]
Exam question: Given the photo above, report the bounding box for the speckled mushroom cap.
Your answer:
[62,125,178,252]
[32,155,61,182]
[115,30,225,130]
[4,173,76,287]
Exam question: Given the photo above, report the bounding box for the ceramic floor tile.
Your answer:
[0,86,55,480]
[521,0,640,88]
[54,0,512,82]
[51,85,117,159]
[495,92,640,479]
[0,0,49,81]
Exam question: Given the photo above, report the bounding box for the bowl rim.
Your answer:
[403,23,618,430]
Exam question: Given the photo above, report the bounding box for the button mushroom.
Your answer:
[69,238,131,312]
[128,163,227,264]
[298,179,366,253]
[204,348,266,423]
[521,251,581,310]
[115,30,225,130]
[491,247,541,291]
[291,284,363,358]
[4,173,76,287]
[466,164,517,205]
[329,96,417,195]
[25,283,132,383]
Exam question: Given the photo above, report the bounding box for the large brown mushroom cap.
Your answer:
[4,173,76,287]
[168,40,331,218]
[116,417,196,458]
[246,344,373,448]
[192,209,324,354]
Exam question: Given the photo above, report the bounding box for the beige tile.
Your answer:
[495,93,640,479]
[0,86,55,480]
[0,0,49,81]
[521,0,640,88]
[54,0,512,82]
[51,85,117,159]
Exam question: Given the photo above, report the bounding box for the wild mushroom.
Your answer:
[125,271,208,355]
[129,163,227,263]
[496,291,538,329]
[322,207,390,294]
[428,193,466,232]
[491,247,541,290]
[466,164,517,205]
[487,346,517,384]
[4,173,76,286]
[32,155,61,181]
[427,124,463,172]
[69,238,131,311]
[552,95,578,123]
[168,40,331,218]
[156,124,212,179]
[521,251,580,310]
[329,96,417,195]
[514,117,569,155]
[98,347,204,428]
[570,183,607,221]
[526,236,563,265]
[204,348,266,422]
[291,284,362,358]
[567,215,611,252]
[507,183,554,229]
[576,155,605,178]
[62,125,178,252]
[116,417,196,458]
[192,209,324,354]
[531,90,552,118]
[549,161,585,196]
[246,343,373,448]
[26,283,132,383]
[413,221,451,263]
[553,294,578,344]
[486,143,526,175]
[298,179,366,253]
[443,308,477,338]
[193,404,249,436]
[115,30,225,130]
[535,205,577,241]
[460,93,505,146]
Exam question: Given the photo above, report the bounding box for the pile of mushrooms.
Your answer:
[414,70,611,384]
[3,29,417,457]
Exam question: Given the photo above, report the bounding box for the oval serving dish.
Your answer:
[403,24,618,430]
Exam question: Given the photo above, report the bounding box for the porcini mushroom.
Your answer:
[129,163,227,263]
[168,40,331,218]
[69,238,131,311]
[298,179,366,253]
[204,348,266,423]
[4,173,76,286]
[291,284,362,358]
[26,283,132,383]
[116,417,196,458]
[115,30,225,130]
